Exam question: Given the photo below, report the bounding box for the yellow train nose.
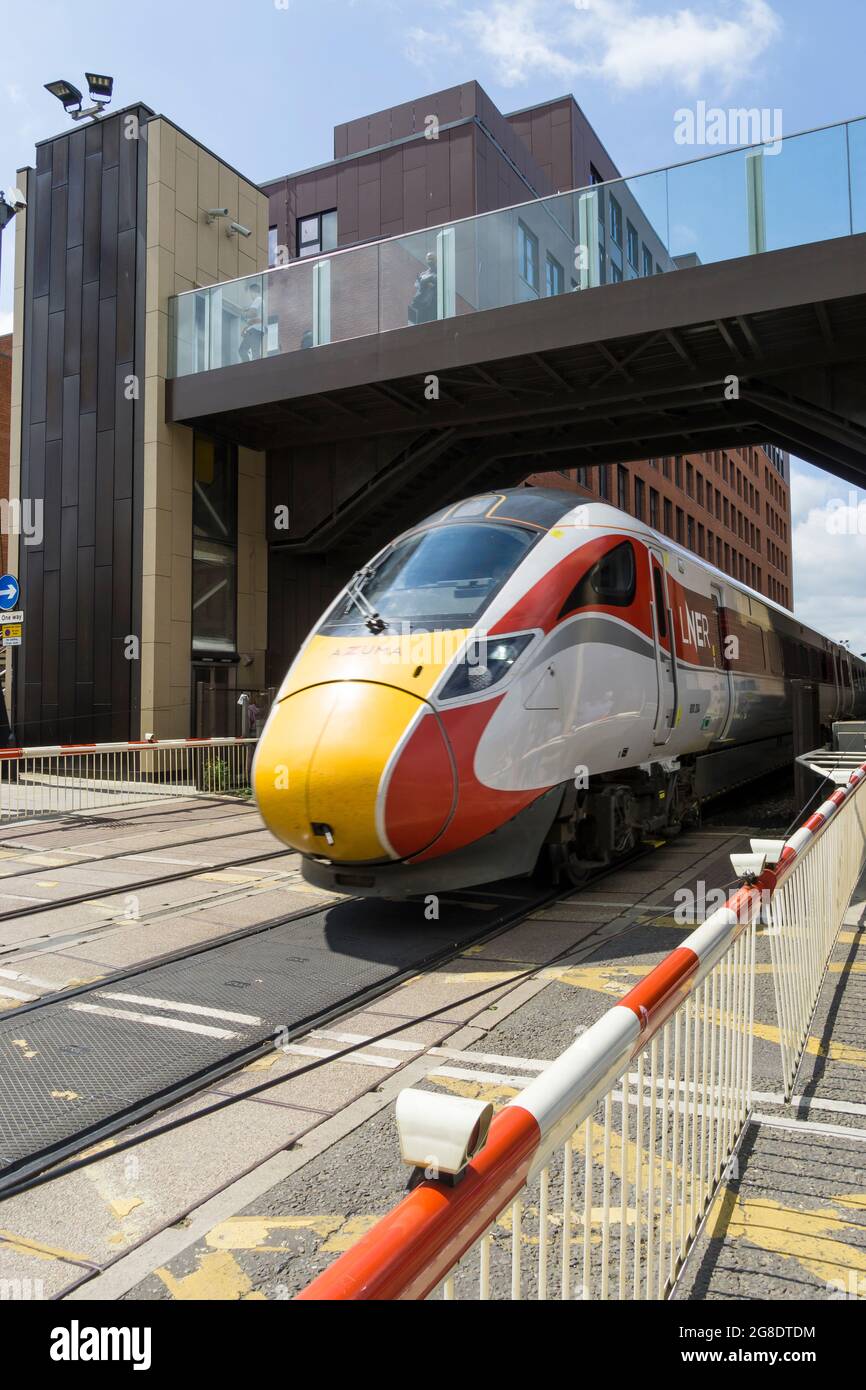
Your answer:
[254,682,432,862]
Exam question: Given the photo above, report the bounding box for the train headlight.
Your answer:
[438,634,533,701]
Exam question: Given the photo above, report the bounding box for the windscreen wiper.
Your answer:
[345,570,388,633]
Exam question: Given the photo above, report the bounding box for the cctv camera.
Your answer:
[206,208,229,224]
[227,221,252,238]
[395,1088,493,1183]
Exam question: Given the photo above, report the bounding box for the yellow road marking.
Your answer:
[707,1188,866,1291]
[155,1250,266,1300]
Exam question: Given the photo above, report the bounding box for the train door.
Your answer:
[648,548,677,745]
[710,584,734,740]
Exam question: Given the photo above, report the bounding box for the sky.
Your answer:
[1,0,865,650]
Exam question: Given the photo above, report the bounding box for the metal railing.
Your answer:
[298,762,866,1301]
[169,114,866,380]
[0,737,257,822]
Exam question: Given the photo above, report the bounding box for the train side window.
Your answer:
[558,541,636,617]
[653,568,668,638]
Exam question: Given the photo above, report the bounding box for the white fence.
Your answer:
[0,738,257,821]
[298,763,866,1301]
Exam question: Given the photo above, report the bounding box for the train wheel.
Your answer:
[561,842,592,888]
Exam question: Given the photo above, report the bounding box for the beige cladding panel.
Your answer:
[141,119,269,737]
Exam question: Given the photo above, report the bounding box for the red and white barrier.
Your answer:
[298,762,866,1301]
[0,736,253,762]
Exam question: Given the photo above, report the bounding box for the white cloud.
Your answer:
[404,26,463,69]
[426,0,783,92]
[462,1,580,86]
[569,0,782,93]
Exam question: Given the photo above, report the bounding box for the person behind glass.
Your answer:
[238,281,264,361]
[407,251,437,325]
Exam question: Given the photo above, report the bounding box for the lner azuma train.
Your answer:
[253,489,866,897]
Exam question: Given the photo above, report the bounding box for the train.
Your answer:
[253,488,866,897]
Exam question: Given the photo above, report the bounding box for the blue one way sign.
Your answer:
[0,576,19,611]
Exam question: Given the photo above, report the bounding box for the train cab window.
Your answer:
[558,541,636,619]
[320,523,535,633]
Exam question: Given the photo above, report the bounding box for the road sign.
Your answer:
[1,624,22,643]
[1,611,23,625]
[0,576,19,611]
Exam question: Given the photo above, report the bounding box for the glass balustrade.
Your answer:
[168,118,866,380]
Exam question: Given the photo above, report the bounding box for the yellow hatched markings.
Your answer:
[156,1251,267,1301]
[154,1213,384,1298]
[706,1187,866,1293]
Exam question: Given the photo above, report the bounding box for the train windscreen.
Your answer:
[320,523,535,634]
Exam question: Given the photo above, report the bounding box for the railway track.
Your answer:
[0,878,565,1196]
[0,847,294,926]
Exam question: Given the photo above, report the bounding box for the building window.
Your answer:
[675,456,683,488]
[686,462,694,497]
[268,226,279,267]
[634,477,645,520]
[193,434,237,656]
[545,253,564,297]
[676,508,684,543]
[297,209,338,258]
[642,245,653,278]
[609,196,623,248]
[650,488,660,529]
[687,516,695,551]
[626,222,639,271]
[610,262,623,284]
[597,464,610,500]
[617,465,629,512]
[664,498,673,535]
[518,220,539,292]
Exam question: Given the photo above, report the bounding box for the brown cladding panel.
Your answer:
[45,313,64,439]
[59,507,78,641]
[63,243,83,376]
[66,130,86,248]
[42,437,61,572]
[61,375,80,506]
[48,184,68,312]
